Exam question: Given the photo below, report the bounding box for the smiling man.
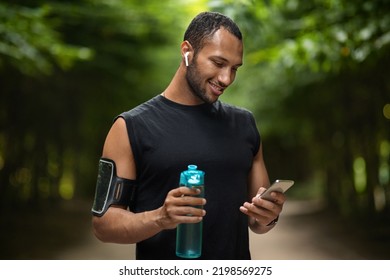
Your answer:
[91,11,286,260]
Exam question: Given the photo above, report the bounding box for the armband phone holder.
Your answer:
[91,158,137,217]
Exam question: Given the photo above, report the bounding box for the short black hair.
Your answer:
[184,11,242,53]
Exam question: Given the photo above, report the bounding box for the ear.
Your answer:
[181,41,193,66]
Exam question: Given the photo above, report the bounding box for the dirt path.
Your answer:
[249,200,363,259]
[57,199,388,260]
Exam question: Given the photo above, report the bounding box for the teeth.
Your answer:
[210,82,223,91]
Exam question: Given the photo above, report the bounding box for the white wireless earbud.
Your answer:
[184,52,190,67]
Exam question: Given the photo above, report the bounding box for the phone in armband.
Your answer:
[260,180,294,201]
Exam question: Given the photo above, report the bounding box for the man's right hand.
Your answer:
[156,187,206,230]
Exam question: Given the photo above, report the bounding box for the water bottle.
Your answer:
[175,165,205,258]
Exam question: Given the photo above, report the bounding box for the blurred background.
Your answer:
[1,0,389,260]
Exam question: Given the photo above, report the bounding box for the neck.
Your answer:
[163,65,204,106]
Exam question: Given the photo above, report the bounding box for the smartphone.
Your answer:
[260,179,294,201]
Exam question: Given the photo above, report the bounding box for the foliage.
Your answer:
[0,0,205,211]
[0,2,92,75]
[1,0,389,225]
[213,0,390,220]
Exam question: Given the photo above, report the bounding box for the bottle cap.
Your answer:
[186,165,204,185]
[188,165,197,170]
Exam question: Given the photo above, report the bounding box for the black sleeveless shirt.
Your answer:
[119,95,260,259]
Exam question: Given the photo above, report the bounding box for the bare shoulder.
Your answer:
[102,117,136,179]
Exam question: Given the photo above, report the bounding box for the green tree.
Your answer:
[213,0,390,220]
[0,0,206,211]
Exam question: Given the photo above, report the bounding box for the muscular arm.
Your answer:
[92,118,206,244]
[240,142,286,234]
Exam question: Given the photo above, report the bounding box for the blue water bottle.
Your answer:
[175,165,205,258]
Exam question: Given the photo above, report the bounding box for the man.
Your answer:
[91,11,286,260]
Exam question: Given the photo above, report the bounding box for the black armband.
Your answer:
[91,158,137,217]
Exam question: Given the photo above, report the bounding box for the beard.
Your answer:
[185,61,215,104]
